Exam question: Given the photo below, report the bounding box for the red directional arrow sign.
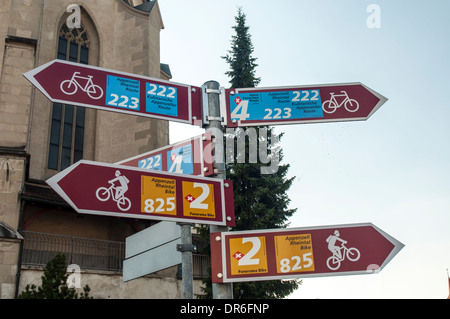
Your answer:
[24,60,203,126]
[47,160,235,226]
[210,223,403,283]
[224,83,387,127]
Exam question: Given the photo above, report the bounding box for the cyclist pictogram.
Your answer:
[326,230,361,271]
[95,170,131,211]
[322,91,359,114]
[60,72,104,99]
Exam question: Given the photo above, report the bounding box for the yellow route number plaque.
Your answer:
[274,233,315,274]
[141,176,177,216]
[182,181,215,219]
[229,236,268,276]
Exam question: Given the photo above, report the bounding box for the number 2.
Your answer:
[108,94,119,105]
[238,237,261,266]
[189,183,210,210]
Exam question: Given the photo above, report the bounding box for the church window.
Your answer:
[48,23,89,171]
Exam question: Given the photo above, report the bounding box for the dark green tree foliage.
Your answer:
[199,8,300,299]
[18,253,92,299]
[222,7,261,89]
[228,144,296,231]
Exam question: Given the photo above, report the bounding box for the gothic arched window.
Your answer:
[48,23,89,171]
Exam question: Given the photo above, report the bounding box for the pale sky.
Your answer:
[159,0,450,299]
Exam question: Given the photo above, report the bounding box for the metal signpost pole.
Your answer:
[178,223,194,299]
[203,81,234,299]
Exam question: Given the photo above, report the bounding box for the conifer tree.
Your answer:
[199,8,300,299]
[222,7,261,89]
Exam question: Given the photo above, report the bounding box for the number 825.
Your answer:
[279,253,313,273]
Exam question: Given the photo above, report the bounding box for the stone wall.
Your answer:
[0,40,35,148]
[0,153,27,229]
[19,267,205,299]
[0,239,21,299]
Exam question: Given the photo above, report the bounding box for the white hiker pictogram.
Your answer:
[60,71,104,99]
[326,230,361,271]
[95,170,131,211]
[322,91,359,114]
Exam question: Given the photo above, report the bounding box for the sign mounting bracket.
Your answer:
[202,85,226,126]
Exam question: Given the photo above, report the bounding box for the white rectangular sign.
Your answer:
[123,239,181,282]
[123,221,182,282]
[125,221,181,259]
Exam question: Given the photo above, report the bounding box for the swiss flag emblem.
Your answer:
[233,251,244,260]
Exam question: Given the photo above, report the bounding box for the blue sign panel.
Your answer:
[146,83,178,117]
[230,89,324,122]
[106,75,140,110]
[167,144,194,175]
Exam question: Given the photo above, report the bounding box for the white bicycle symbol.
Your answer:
[95,183,131,212]
[60,72,104,100]
[322,91,359,114]
[326,243,361,271]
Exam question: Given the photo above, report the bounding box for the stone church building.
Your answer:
[0,0,207,298]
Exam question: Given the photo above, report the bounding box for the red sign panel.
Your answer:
[224,83,387,127]
[211,223,403,283]
[47,160,235,226]
[24,60,203,126]
[116,133,214,177]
